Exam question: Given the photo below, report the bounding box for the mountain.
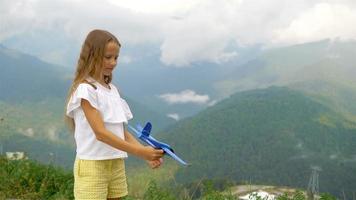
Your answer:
[115,43,263,118]
[117,39,356,119]
[0,45,174,167]
[2,38,356,195]
[0,44,174,125]
[289,80,356,123]
[214,39,356,97]
[0,44,71,102]
[124,96,175,132]
[160,87,356,197]
[3,38,356,120]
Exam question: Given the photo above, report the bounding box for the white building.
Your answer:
[239,190,276,200]
[6,152,28,160]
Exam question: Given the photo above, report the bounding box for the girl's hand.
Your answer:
[138,146,164,161]
[147,158,164,169]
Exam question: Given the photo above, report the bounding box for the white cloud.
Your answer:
[1,0,356,66]
[273,3,356,45]
[0,0,37,40]
[119,55,133,64]
[17,127,34,137]
[215,51,239,64]
[41,50,67,66]
[107,0,201,14]
[162,0,356,65]
[207,100,218,107]
[167,113,180,121]
[159,2,232,66]
[159,89,210,104]
[0,0,165,44]
[159,0,305,66]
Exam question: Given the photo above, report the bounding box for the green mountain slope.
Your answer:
[161,87,356,196]
[0,99,76,169]
[289,80,356,123]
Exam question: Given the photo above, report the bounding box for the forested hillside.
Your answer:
[161,87,356,196]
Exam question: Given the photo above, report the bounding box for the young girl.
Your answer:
[65,29,164,200]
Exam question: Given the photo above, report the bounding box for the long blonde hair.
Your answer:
[64,29,121,131]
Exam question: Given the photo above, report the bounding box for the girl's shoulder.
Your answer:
[81,80,97,90]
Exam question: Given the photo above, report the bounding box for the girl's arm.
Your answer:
[123,128,142,146]
[81,99,164,161]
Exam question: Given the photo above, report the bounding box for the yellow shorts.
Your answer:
[73,158,128,199]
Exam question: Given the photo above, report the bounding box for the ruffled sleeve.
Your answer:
[66,83,98,118]
[120,98,133,122]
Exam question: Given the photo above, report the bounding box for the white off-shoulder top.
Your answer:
[66,78,133,160]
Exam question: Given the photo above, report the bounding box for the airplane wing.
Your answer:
[146,135,171,150]
[162,147,190,166]
[128,122,190,166]
[128,125,160,148]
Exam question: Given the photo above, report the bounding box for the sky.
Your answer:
[1,0,356,67]
[1,0,356,119]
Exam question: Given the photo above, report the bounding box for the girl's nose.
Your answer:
[111,59,117,66]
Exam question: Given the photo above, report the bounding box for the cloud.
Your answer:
[167,113,180,121]
[159,89,210,104]
[0,0,165,44]
[107,0,201,14]
[159,4,233,66]
[159,0,306,66]
[119,55,133,64]
[0,0,37,40]
[207,100,218,107]
[41,50,68,66]
[159,0,355,66]
[17,127,34,137]
[1,0,356,66]
[273,3,356,45]
[0,0,166,66]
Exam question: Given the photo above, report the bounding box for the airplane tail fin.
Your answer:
[142,122,152,136]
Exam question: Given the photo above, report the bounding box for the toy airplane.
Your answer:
[128,122,189,166]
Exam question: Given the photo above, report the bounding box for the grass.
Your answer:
[126,159,179,198]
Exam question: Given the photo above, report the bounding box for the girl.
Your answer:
[65,29,164,200]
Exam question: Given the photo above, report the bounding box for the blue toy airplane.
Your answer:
[128,122,189,166]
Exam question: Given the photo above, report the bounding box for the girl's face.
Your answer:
[102,41,120,76]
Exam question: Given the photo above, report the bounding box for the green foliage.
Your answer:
[319,193,337,200]
[143,180,176,200]
[131,178,238,200]
[249,193,271,200]
[0,156,74,199]
[200,180,236,200]
[162,87,356,197]
[0,156,339,200]
[276,191,306,200]
[177,178,236,199]
[275,191,337,200]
